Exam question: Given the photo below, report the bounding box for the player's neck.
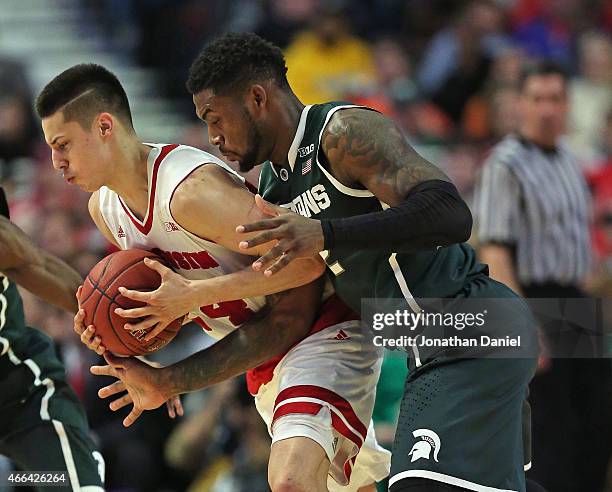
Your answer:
[106,139,152,220]
[268,92,304,166]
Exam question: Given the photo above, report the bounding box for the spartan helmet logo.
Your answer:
[408,428,441,463]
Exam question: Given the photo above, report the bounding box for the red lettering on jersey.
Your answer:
[182,252,201,269]
[191,251,219,269]
[199,299,254,326]
[150,248,218,271]
[171,251,192,270]
[151,248,178,270]
[193,317,212,331]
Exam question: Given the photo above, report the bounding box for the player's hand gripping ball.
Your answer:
[79,249,182,356]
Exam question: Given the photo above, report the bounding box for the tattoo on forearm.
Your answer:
[166,292,298,394]
[322,109,448,198]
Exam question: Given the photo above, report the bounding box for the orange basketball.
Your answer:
[79,249,181,356]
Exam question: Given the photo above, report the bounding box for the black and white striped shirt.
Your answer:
[475,134,592,286]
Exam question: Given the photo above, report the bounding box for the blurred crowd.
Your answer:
[0,0,610,490]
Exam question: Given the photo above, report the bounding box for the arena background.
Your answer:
[0,0,610,490]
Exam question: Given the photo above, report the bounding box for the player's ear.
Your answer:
[97,112,113,138]
[251,85,267,110]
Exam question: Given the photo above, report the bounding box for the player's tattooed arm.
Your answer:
[161,277,322,395]
[0,215,82,311]
[238,109,471,273]
[321,108,449,206]
[92,278,322,426]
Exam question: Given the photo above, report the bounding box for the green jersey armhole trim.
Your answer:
[316,105,375,198]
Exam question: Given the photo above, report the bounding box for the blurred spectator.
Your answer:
[462,84,522,142]
[439,143,484,201]
[417,0,508,123]
[568,31,612,163]
[510,0,580,66]
[0,57,39,176]
[349,38,416,125]
[255,0,319,48]
[134,0,231,109]
[165,378,270,492]
[396,100,454,142]
[489,86,521,138]
[587,110,612,270]
[80,0,139,54]
[284,6,376,104]
[38,210,80,261]
[488,46,525,88]
[460,46,524,141]
[364,38,418,109]
[0,95,37,162]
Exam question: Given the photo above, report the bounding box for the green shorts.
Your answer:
[390,275,537,492]
[0,343,104,491]
[389,357,534,492]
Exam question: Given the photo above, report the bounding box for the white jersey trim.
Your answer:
[0,275,58,421]
[388,253,422,366]
[389,470,517,492]
[315,105,375,198]
[52,419,81,491]
[287,105,313,171]
[119,143,178,235]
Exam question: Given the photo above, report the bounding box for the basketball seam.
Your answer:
[104,260,178,352]
[79,253,114,305]
[106,260,157,354]
[81,251,152,306]
[86,282,134,354]
[85,252,158,355]
[96,252,157,292]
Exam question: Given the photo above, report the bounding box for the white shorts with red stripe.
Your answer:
[254,320,391,491]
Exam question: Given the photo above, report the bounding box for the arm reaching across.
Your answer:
[0,215,82,312]
[112,164,325,337]
[91,278,323,427]
[237,109,472,274]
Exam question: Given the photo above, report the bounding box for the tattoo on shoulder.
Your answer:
[322,109,448,198]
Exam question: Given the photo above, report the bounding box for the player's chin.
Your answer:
[80,182,101,193]
[238,160,256,172]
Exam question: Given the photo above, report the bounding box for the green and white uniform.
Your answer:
[259,103,537,492]
[0,188,104,491]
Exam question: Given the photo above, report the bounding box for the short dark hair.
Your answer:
[186,32,289,96]
[519,60,568,92]
[35,64,133,129]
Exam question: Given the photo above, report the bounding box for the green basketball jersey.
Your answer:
[0,187,67,403]
[258,102,487,314]
[0,274,26,334]
[0,272,91,435]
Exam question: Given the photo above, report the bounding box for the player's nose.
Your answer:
[51,149,67,170]
[209,133,224,147]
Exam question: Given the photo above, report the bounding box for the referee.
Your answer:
[476,61,611,492]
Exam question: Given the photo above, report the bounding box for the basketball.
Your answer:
[79,249,182,356]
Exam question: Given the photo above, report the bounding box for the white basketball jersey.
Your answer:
[98,143,266,340]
